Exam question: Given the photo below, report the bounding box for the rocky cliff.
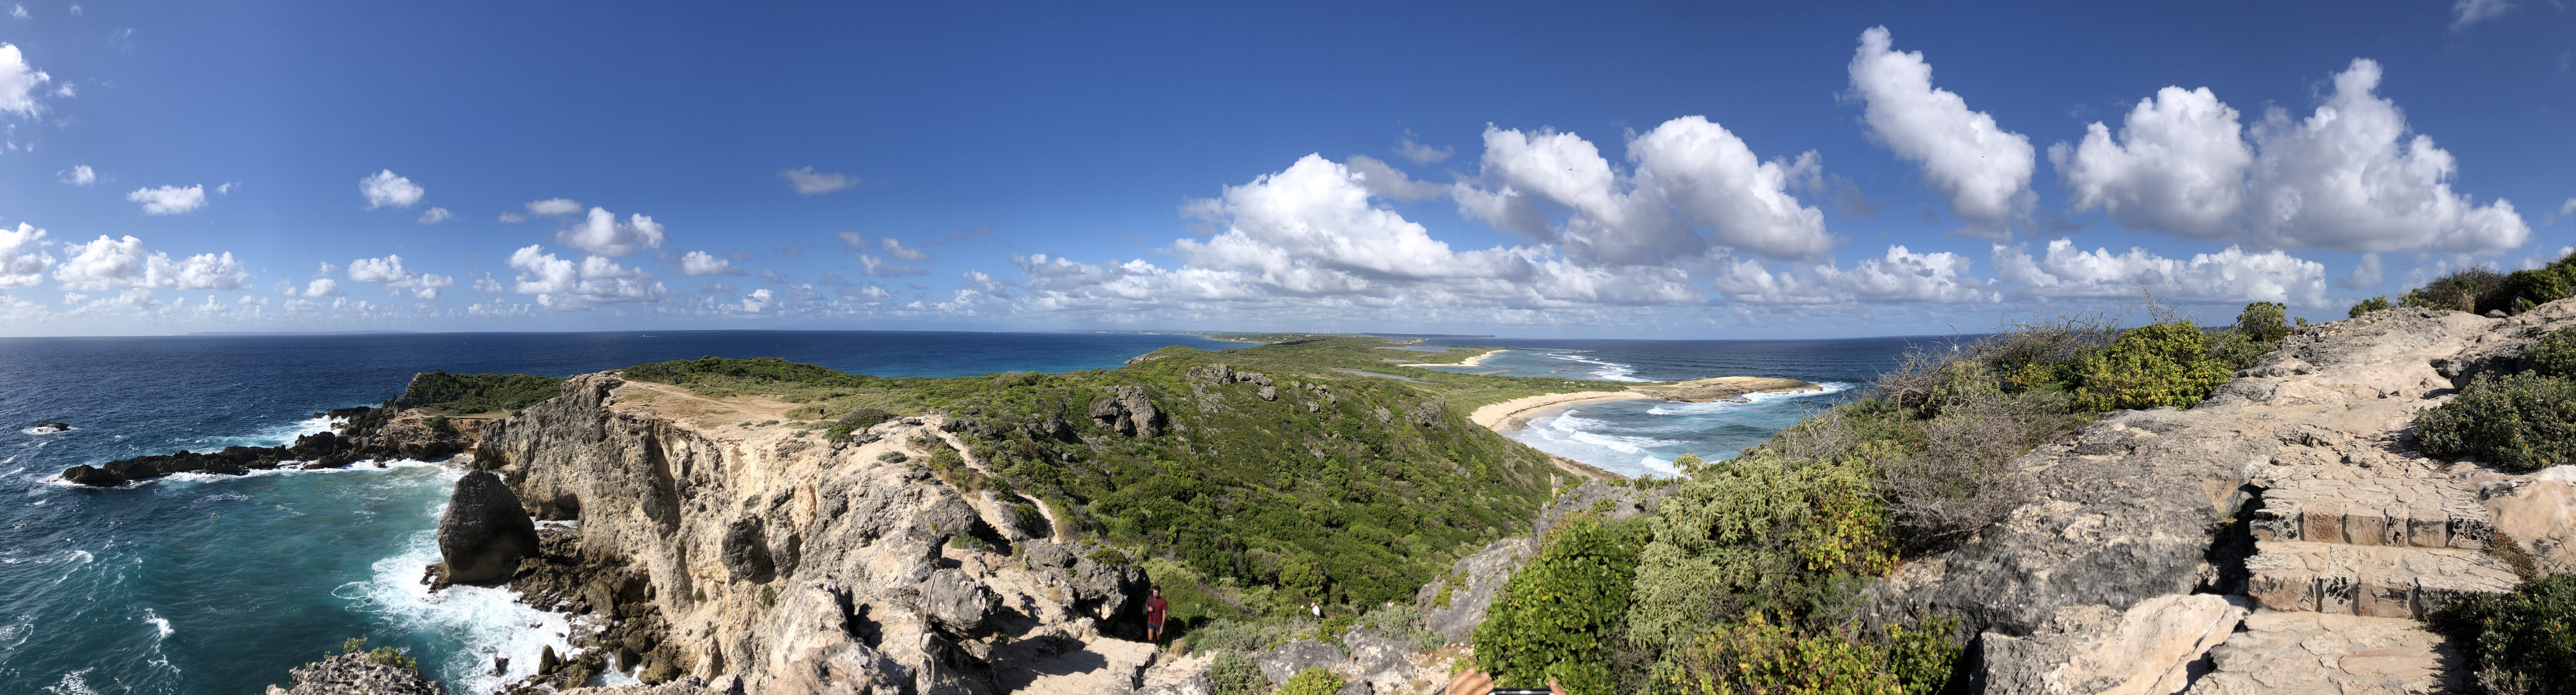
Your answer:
[463,372,1159,694]
[1850,303,2576,692]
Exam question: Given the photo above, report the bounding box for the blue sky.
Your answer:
[1,1,2570,337]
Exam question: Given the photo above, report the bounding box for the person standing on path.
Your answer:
[1144,588,1168,645]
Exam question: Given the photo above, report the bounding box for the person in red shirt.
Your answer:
[1144,588,1169,644]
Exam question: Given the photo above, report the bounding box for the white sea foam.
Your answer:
[1541,350,1651,382]
[341,476,600,695]
[142,609,173,638]
[41,668,99,695]
[1643,382,1852,415]
[21,425,72,435]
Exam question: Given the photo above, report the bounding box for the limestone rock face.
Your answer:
[1413,538,1528,644]
[437,470,539,585]
[1978,595,2249,695]
[1256,640,1347,686]
[263,653,450,695]
[475,372,1160,694]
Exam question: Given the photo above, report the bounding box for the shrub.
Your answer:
[1656,614,1953,695]
[2527,328,2576,379]
[1280,668,1344,695]
[2428,573,2576,695]
[2401,267,2506,313]
[2349,296,2391,318]
[1207,651,1271,695]
[1625,454,1893,652]
[426,415,455,438]
[826,407,898,442]
[2234,301,2290,343]
[876,451,908,463]
[2415,372,2576,473]
[2070,323,2231,412]
[1474,515,1647,695]
[339,636,417,671]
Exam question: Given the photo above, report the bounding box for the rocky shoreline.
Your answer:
[59,372,500,487]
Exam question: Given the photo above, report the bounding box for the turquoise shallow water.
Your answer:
[0,330,1236,695]
[1418,336,1942,477]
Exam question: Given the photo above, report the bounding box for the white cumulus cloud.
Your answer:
[417,207,455,224]
[1989,240,2329,307]
[346,255,455,298]
[0,222,53,287]
[1712,245,1993,305]
[2052,86,2251,237]
[0,43,49,118]
[678,250,742,276]
[878,237,933,262]
[58,164,93,186]
[1848,26,2035,238]
[359,169,424,209]
[506,245,668,308]
[2050,60,2528,254]
[53,235,249,290]
[1454,118,1836,264]
[126,185,207,215]
[281,278,341,298]
[779,166,859,195]
[554,207,667,257]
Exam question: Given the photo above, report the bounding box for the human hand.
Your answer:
[1444,668,1492,695]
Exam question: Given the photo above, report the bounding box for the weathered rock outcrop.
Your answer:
[469,372,1159,693]
[263,653,450,695]
[435,470,540,585]
[1870,303,2576,690]
[1413,479,1666,643]
[62,401,484,486]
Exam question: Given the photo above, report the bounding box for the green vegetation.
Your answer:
[1474,515,1647,695]
[337,636,417,671]
[1208,651,1269,695]
[2430,573,2576,695]
[2416,372,2576,473]
[618,338,1611,614]
[2349,295,2390,318]
[394,371,565,414]
[1468,302,2297,694]
[2527,327,2576,378]
[1280,668,1345,695]
[2396,251,2576,317]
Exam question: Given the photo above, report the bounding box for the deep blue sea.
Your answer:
[0,330,1924,694]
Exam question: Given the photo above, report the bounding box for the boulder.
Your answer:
[35,421,69,431]
[719,519,775,583]
[920,568,999,636]
[1257,639,1347,686]
[1978,594,2249,695]
[263,652,450,695]
[436,471,540,585]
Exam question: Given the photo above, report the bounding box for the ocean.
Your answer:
[1419,336,1953,477]
[0,330,1923,694]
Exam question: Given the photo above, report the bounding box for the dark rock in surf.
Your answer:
[35,421,70,431]
[262,652,450,695]
[436,471,540,586]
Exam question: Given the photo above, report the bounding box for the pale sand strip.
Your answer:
[1400,348,1506,368]
[1468,390,1655,432]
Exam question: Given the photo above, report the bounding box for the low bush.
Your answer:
[2349,295,2390,318]
[1206,651,1270,695]
[1474,515,1648,695]
[2070,322,2233,412]
[826,407,897,441]
[1656,614,1955,695]
[2415,371,2576,473]
[1280,667,1345,695]
[2403,267,2506,313]
[2526,327,2576,379]
[394,371,565,414]
[2427,573,2576,695]
[2235,301,2290,343]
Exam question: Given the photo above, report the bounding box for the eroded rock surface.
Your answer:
[437,470,540,585]
[469,373,1160,694]
[1873,303,2576,688]
[262,653,450,695]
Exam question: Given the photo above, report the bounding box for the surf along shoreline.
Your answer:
[1468,376,1826,435]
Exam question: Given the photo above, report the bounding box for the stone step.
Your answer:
[2242,540,2519,619]
[2183,611,2462,695]
[2247,472,2491,550]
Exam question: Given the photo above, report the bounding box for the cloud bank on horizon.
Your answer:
[0,3,2568,338]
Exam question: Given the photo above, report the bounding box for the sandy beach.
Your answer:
[1468,390,1656,432]
[1468,376,1825,434]
[1401,348,1505,368]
